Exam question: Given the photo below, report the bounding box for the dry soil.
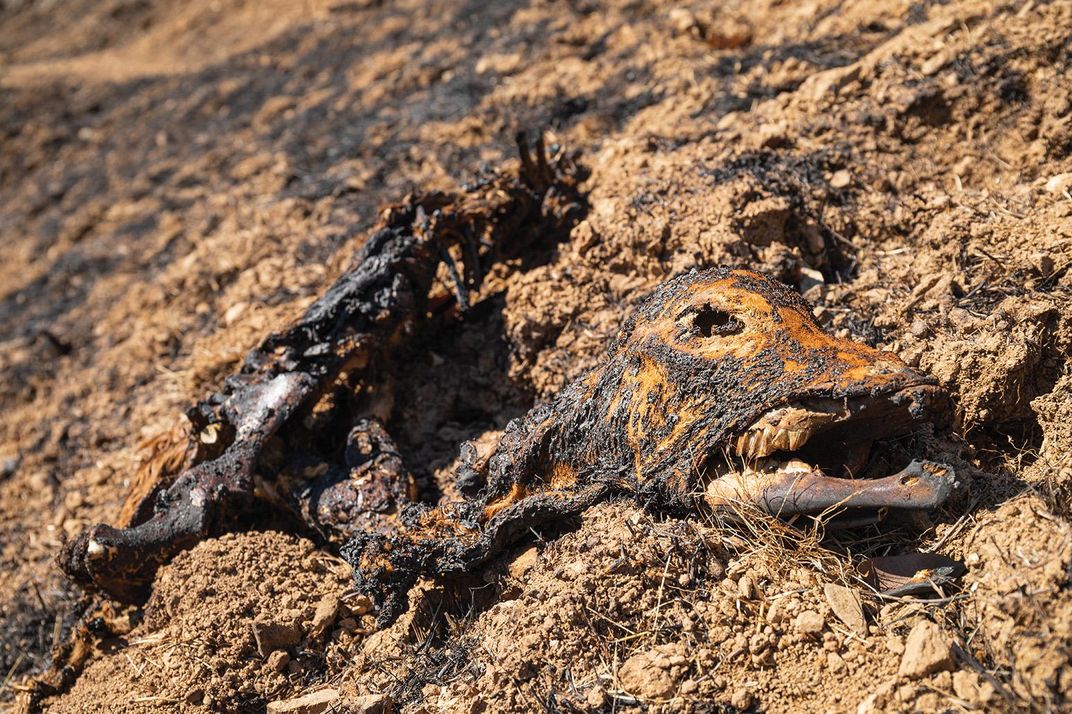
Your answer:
[1,0,1071,712]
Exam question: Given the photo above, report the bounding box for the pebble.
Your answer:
[759,122,790,149]
[920,50,951,76]
[705,17,753,50]
[823,583,867,635]
[1031,251,1055,275]
[668,7,699,35]
[252,618,302,656]
[309,595,340,638]
[898,620,955,679]
[266,688,340,714]
[267,650,290,673]
[224,301,248,325]
[349,594,373,616]
[0,456,18,478]
[737,574,754,600]
[830,170,852,188]
[766,599,786,624]
[1045,172,1072,194]
[730,687,754,710]
[793,610,825,635]
[350,693,393,713]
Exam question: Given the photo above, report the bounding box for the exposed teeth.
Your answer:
[735,426,810,458]
[734,404,845,458]
[787,430,807,450]
[737,422,806,456]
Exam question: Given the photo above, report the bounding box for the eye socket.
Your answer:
[688,304,744,337]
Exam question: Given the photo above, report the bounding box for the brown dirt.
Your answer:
[1,0,1070,711]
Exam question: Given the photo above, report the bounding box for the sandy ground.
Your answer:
[1,0,1071,711]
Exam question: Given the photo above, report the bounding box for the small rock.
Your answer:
[920,50,951,76]
[267,688,340,714]
[508,546,539,579]
[858,678,900,714]
[759,122,790,149]
[856,691,879,714]
[799,63,860,102]
[896,683,917,702]
[310,595,340,638]
[717,112,739,130]
[474,52,523,76]
[348,594,373,616]
[766,599,786,624]
[1045,172,1072,194]
[823,583,867,634]
[829,170,852,189]
[349,693,393,713]
[730,687,754,710]
[705,17,753,50]
[737,574,754,600]
[0,456,18,478]
[1031,251,1055,275]
[224,301,248,325]
[266,650,290,673]
[915,692,941,711]
[252,618,302,657]
[668,7,699,35]
[827,651,846,672]
[794,610,825,635]
[898,620,955,679]
[586,687,606,708]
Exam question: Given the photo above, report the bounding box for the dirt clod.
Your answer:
[794,610,826,636]
[730,686,755,710]
[268,650,291,674]
[309,595,340,640]
[618,647,679,700]
[898,620,955,679]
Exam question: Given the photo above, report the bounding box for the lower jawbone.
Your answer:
[704,384,957,517]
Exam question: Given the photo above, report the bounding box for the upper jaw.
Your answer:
[733,383,950,463]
